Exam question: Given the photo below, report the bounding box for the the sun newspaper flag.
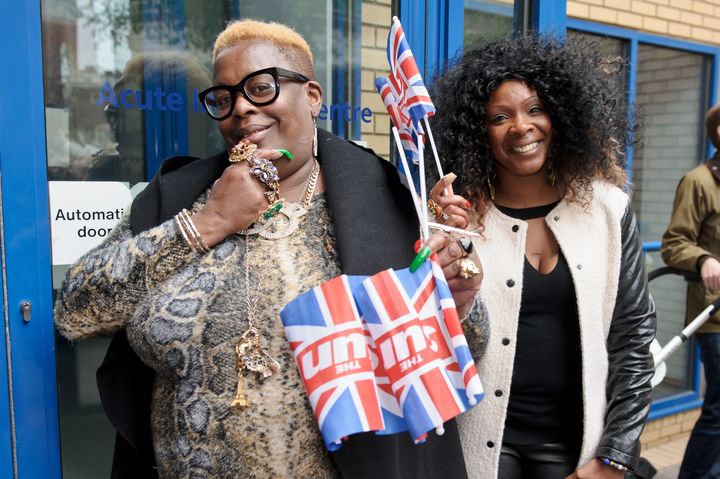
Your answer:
[279,260,484,451]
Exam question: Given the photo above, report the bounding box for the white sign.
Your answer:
[49,181,133,265]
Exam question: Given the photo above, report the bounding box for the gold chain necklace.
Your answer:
[238,158,320,239]
[230,235,282,410]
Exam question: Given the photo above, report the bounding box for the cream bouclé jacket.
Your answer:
[460,182,654,478]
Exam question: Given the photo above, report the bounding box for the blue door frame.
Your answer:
[0,1,62,477]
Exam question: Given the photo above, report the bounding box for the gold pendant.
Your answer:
[231,370,250,409]
[232,328,281,410]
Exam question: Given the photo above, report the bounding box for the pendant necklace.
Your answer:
[231,159,320,409]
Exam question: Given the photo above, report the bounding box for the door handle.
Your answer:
[20,300,32,322]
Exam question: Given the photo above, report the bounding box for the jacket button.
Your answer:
[512,225,519,232]
[487,441,495,448]
[577,264,582,270]
[553,216,560,221]
[495,390,503,397]
[502,338,510,345]
[506,279,515,287]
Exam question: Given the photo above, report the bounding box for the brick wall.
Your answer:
[360,0,392,157]
[641,408,700,449]
[568,0,720,44]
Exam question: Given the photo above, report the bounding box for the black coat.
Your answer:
[96,129,468,479]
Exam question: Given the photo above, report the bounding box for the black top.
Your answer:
[496,202,583,445]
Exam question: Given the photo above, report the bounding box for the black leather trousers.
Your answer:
[498,442,580,479]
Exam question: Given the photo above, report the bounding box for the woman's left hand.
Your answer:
[428,173,471,230]
[565,459,625,479]
[420,232,482,317]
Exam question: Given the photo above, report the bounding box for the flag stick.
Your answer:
[428,222,480,237]
[417,135,430,241]
[391,126,423,226]
[423,117,446,184]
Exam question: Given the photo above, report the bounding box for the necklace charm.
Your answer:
[231,369,251,409]
[235,327,281,387]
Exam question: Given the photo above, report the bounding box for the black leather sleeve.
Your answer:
[595,205,657,469]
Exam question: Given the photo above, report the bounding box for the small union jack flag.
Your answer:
[280,261,484,449]
[374,76,424,165]
[386,17,436,126]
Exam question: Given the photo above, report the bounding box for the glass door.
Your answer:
[3,0,399,477]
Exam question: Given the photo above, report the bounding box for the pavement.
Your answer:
[642,434,689,479]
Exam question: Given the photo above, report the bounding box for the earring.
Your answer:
[312,117,318,158]
[547,161,557,186]
[486,176,496,201]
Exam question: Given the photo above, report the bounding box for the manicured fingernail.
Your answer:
[442,173,457,185]
[465,200,471,209]
[414,239,422,253]
[277,149,294,160]
[410,246,431,272]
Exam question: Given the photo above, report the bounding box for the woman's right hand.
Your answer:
[191,159,270,247]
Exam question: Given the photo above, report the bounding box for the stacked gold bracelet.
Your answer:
[175,208,210,254]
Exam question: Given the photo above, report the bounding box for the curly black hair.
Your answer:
[430,34,636,224]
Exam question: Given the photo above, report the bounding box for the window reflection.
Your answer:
[464,0,515,44]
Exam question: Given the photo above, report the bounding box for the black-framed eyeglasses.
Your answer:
[198,67,311,120]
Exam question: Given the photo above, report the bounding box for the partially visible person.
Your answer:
[54,19,485,479]
[431,35,656,479]
[89,51,219,183]
[661,102,720,479]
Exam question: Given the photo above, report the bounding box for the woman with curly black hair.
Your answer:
[430,35,656,478]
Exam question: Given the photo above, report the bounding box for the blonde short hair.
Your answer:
[212,19,315,78]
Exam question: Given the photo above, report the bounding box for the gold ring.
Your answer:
[458,257,481,280]
[229,141,258,163]
[427,199,443,220]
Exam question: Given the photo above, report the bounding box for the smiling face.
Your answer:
[213,40,322,174]
[485,80,553,180]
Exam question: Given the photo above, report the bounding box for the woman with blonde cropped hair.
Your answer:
[55,19,485,478]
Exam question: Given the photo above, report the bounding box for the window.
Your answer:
[633,44,712,400]
[568,22,717,417]
[464,0,516,45]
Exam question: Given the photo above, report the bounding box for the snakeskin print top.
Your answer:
[55,192,342,478]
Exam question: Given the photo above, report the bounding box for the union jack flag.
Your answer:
[386,17,436,126]
[280,262,484,449]
[374,76,424,164]
[281,275,384,451]
[354,260,484,442]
